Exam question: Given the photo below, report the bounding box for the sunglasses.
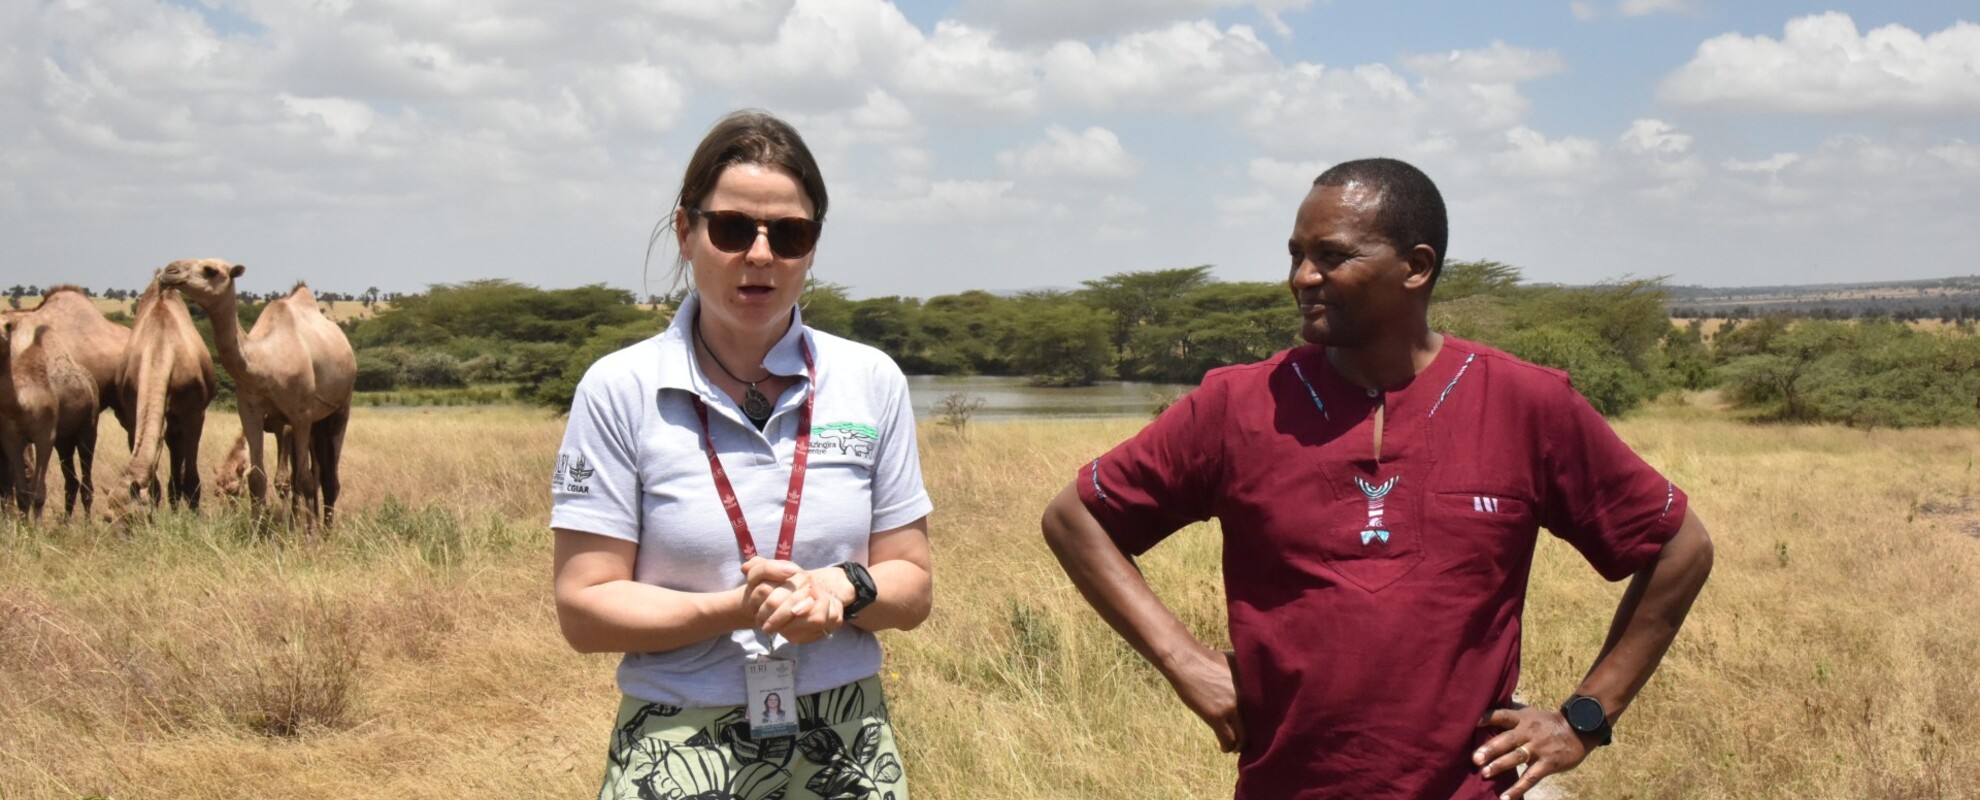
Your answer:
[688,208,822,259]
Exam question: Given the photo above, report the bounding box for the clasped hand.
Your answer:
[741,557,850,644]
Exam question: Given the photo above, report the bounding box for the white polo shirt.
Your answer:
[550,294,933,708]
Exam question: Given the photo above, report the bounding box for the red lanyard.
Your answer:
[692,337,816,562]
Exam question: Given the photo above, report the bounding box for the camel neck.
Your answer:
[204,293,253,379]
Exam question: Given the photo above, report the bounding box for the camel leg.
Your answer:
[286,420,318,535]
[171,411,206,510]
[58,442,80,517]
[274,428,293,504]
[312,406,349,527]
[27,432,52,521]
[76,418,97,516]
[239,407,269,516]
[0,419,22,514]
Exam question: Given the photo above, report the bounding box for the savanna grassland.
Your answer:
[4,396,1979,799]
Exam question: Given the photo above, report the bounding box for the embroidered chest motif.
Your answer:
[1354,476,1398,545]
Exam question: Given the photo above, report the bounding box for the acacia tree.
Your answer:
[1009,295,1114,386]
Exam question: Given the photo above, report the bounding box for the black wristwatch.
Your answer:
[1560,694,1613,747]
[837,561,878,620]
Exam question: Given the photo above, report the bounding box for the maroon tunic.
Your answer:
[1078,337,1686,799]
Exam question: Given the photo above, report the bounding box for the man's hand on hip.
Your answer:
[1166,645,1243,754]
[1473,705,1590,800]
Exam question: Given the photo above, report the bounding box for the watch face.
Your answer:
[1565,696,1606,731]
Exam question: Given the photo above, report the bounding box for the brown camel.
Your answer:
[158,260,354,531]
[0,288,129,516]
[213,426,291,501]
[0,310,23,511]
[25,287,130,429]
[114,274,217,512]
[0,316,103,519]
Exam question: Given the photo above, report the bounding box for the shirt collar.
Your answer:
[657,292,812,397]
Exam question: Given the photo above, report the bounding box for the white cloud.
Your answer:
[1660,13,1980,114]
[1616,0,1689,16]
[953,0,1315,43]
[998,125,1141,181]
[1247,157,1330,195]
[1570,2,1598,22]
[1242,63,1425,158]
[1402,43,1563,131]
[1402,41,1564,84]
[895,21,1039,117]
[1493,126,1601,179]
[278,94,377,141]
[1213,190,1280,230]
[1618,118,1690,155]
[1722,153,1800,174]
[1040,21,1278,112]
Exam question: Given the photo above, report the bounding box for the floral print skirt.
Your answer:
[597,675,907,800]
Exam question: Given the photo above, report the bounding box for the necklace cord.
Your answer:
[694,317,774,386]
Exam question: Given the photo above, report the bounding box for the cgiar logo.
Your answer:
[553,452,594,494]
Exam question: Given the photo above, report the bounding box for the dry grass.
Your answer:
[4,396,1979,798]
[1672,317,1973,340]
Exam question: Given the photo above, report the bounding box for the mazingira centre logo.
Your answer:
[811,422,879,458]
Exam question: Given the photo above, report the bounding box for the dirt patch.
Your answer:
[1918,496,1980,538]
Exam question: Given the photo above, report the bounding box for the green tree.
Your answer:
[1433,260,1523,302]
[799,281,855,338]
[915,290,1016,375]
[1009,297,1114,386]
[531,311,676,411]
[1080,266,1216,379]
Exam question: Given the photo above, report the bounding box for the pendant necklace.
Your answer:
[694,320,775,425]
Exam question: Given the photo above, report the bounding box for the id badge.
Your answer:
[744,656,799,740]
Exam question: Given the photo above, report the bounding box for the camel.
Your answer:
[158,260,354,532]
[0,287,129,516]
[113,274,217,513]
[23,287,130,430]
[213,426,291,501]
[0,315,103,519]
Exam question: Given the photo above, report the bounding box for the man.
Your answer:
[1040,158,1713,799]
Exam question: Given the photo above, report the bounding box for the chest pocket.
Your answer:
[1429,492,1538,584]
[1311,463,1428,594]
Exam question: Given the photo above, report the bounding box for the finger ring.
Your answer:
[1514,745,1532,764]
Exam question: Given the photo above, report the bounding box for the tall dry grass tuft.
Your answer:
[5,399,1980,798]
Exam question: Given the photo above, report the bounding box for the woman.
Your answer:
[551,110,933,800]
[761,692,786,725]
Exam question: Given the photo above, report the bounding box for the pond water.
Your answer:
[904,375,1197,421]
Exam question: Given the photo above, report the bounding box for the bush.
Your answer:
[354,353,400,391]
[399,352,466,389]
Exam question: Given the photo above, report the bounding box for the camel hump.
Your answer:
[288,282,317,304]
[43,284,88,298]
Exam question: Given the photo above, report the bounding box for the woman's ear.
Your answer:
[674,207,691,252]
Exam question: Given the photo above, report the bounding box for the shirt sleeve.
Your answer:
[1535,378,1688,581]
[868,365,934,533]
[1076,377,1227,556]
[548,363,646,542]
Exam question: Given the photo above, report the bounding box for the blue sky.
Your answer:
[3,1,1976,300]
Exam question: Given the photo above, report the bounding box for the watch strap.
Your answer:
[1561,694,1614,747]
[837,561,878,620]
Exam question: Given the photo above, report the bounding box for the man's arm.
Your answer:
[1476,507,1715,798]
[1040,484,1243,752]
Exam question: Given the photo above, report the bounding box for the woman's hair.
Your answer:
[647,109,829,295]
